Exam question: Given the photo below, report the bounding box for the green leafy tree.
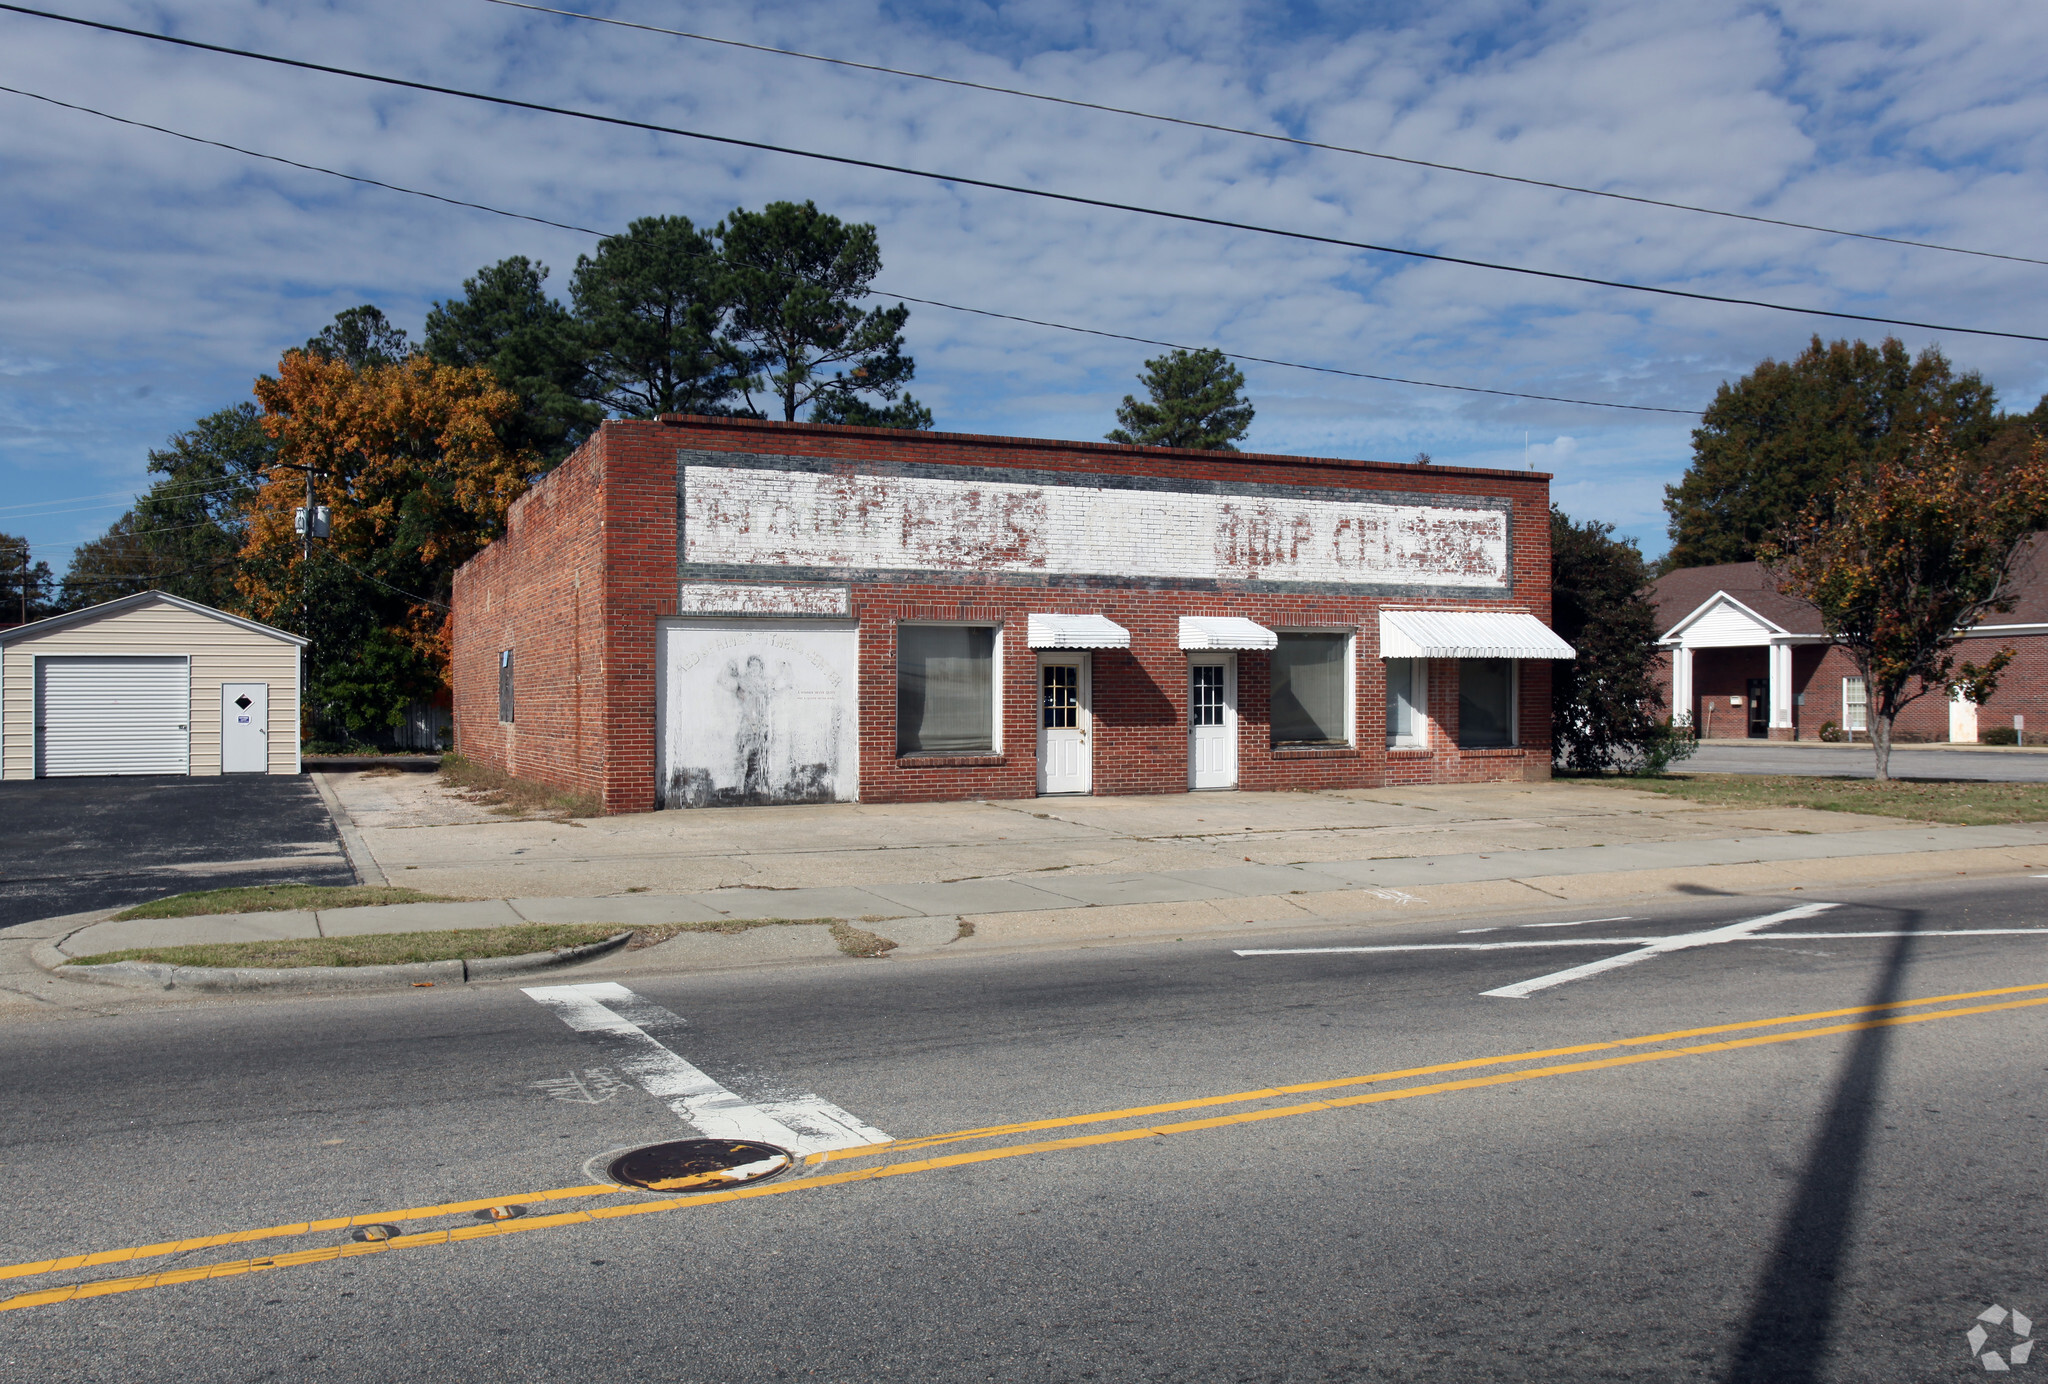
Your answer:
[424,256,600,464]
[304,304,412,370]
[1106,347,1254,450]
[1665,336,2001,569]
[722,200,925,425]
[1763,423,2048,781]
[1550,508,1690,773]
[570,215,751,418]
[0,533,56,624]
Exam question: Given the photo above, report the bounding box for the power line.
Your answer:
[487,0,2048,270]
[5,3,2042,344]
[0,83,601,237]
[878,291,1701,415]
[0,82,1699,416]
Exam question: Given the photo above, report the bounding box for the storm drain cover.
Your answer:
[607,1139,793,1193]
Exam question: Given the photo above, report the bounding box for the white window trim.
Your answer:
[1843,675,1869,733]
[1457,658,1519,750]
[897,620,1004,756]
[1386,657,1429,750]
[1271,628,1357,749]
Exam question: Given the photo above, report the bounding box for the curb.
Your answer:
[311,771,387,887]
[32,930,633,994]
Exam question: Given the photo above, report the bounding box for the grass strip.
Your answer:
[67,916,882,969]
[438,752,601,819]
[1590,772,2048,826]
[113,885,462,921]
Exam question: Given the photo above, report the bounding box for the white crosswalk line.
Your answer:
[522,981,889,1155]
[1479,903,1839,998]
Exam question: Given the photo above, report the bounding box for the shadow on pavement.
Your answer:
[1722,906,1922,1383]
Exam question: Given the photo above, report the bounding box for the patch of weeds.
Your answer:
[829,920,898,957]
[954,919,977,941]
[438,752,600,820]
[357,766,406,779]
[114,884,461,920]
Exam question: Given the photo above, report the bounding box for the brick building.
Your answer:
[450,417,1574,814]
[1650,541,2048,742]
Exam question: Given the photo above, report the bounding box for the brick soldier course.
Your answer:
[451,416,1566,814]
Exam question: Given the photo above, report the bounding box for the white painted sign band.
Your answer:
[684,464,1508,589]
[678,582,852,617]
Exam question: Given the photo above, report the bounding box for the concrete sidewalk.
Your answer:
[52,812,2048,966]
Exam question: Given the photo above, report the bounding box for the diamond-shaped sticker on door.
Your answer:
[234,696,252,710]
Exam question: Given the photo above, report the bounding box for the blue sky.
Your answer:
[3,0,2045,575]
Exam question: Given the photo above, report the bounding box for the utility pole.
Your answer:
[274,463,331,634]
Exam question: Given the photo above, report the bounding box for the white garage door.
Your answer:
[35,656,190,777]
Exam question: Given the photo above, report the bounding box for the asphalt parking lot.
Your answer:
[0,775,355,930]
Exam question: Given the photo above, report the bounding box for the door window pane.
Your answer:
[1271,633,1350,746]
[1191,664,1225,727]
[898,626,995,754]
[1458,660,1514,747]
[1042,664,1079,728]
[498,649,514,724]
[1386,658,1423,746]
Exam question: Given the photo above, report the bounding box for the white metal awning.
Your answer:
[1027,613,1132,649]
[1177,616,1278,651]
[1379,609,1576,660]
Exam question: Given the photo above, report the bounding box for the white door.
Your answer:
[1949,687,1979,743]
[222,682,269,773]
[1189,657,1237,789]
[1037,656,1091,795]
[35,656,189,777]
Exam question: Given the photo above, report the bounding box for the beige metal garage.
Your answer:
[0,591,306,779]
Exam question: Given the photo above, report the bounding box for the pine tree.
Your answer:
[1106,348,1253,451]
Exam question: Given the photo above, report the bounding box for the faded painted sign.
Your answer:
[677,582,852,617]
[658,620,859,808]
[683,464,1507,589]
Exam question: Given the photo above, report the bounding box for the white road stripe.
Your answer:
[1480,903,1840,998]
[1521,916,1634,929]
[522,982,889,1155]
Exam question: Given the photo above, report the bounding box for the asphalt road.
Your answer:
[0,776,355,928]
[3,875,2044,1382]
[1689,741,2048,780]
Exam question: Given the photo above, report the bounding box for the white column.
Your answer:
[1671,645,1693,727]
[1769,643,1794,730]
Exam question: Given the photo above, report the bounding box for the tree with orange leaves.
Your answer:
[240,349,539,738]
[1762,423,2048,781]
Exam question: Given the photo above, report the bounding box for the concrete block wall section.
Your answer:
[455,416,1560,813]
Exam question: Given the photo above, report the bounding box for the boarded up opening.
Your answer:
[657,620,859,808]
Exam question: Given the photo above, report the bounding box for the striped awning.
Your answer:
[1177,616,1278,651]
[1026,613,1131,649]
[1379,609,1576,660]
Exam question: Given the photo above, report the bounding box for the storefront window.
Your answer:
[1458,660,1515,747]
[1272,633,1351,746]
[1386,658,1425,748]
[898,625,996,754]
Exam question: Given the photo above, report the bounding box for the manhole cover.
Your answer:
[607,1138,793,1192]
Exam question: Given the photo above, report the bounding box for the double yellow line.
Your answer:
[7,980,2047,1315]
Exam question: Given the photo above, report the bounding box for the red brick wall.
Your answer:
[1652,634,2048,742]
[454,417,1562,813]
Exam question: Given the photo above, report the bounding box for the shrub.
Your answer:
[1982,725,2019,745]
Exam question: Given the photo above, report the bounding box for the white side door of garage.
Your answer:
[221,682,269,773]
[35,656,190,777]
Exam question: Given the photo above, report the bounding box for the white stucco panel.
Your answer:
[683,465,1507,588]
[677,582,851,617]
[658,620,859,808]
